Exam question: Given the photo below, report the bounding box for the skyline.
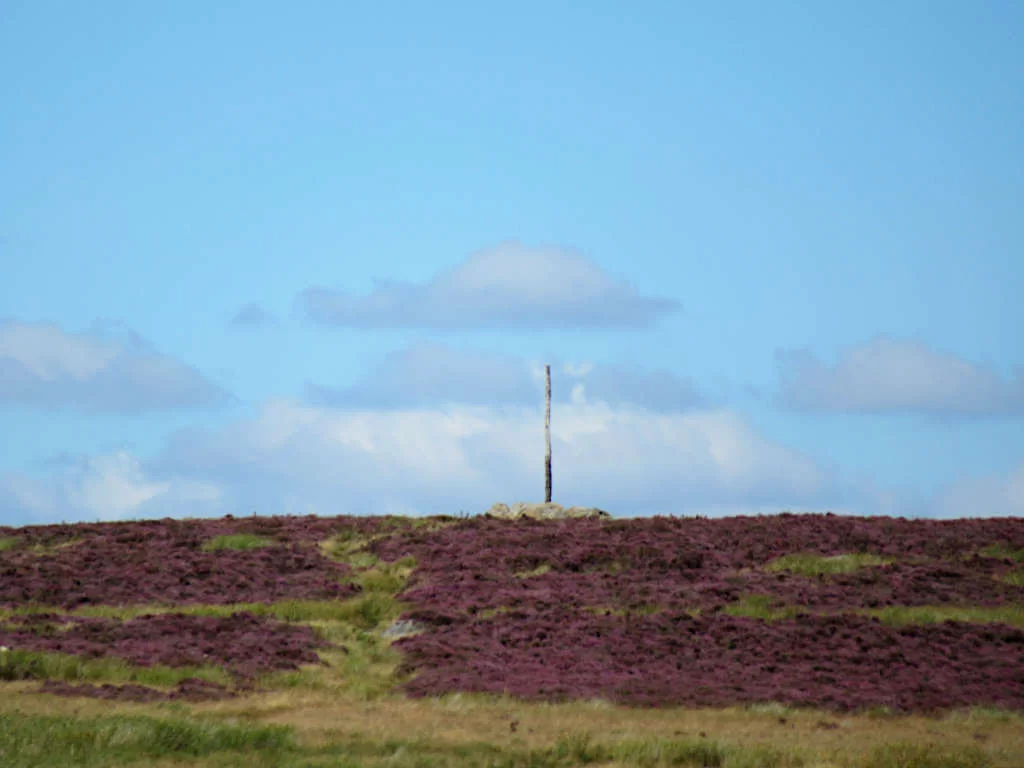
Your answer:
[1,1,1022,524]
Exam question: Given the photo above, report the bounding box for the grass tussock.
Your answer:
[0,711,293,767]
[0,647,231,687]
[200,534,274,552]
[1002,568,1024,587]
[865,604,1024,628]
[550,732,753,767]
[25,537,83,556]
[865,742,991,768]
[63,598,376,624]
[978,544,1024,563]
[722,595,801,621]
[477,606,514,620]
[513,563,552,579]
[0,536,19,552]
[765,552,891,577]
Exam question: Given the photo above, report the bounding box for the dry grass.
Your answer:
[1,682,1021,767]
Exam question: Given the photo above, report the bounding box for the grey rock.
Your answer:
[381,619,425,639]
[484,502,611,520]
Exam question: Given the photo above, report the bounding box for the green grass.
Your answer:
[604,736,731,767]
[0,536,19,552]
[0,709,1006,768]
[722,595,800,621]
[0,647,231,687]
[0,711,294,767]
[864,742,990,768]
[62,598,374,624]
[551,733,757,767]
[3,596,402,626]
[200,534,273,552]
[263,619,406,699]
[718,599,1024,627]
[978,544,1024,563]
[765,552,891,577]
[513,563,552,579]
[1002,568,1024,587]
[865,604,1024,628]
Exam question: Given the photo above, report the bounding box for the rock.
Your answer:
[563,506,613,519]
[381,619,425,639]
[483,502,611,520]
[486,502,511,518]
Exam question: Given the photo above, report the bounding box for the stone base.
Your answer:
[483,502,612,520]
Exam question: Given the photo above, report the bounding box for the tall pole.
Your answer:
[544,364,552,503]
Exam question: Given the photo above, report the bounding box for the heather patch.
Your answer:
[395,610,1024,712]
[0,532,359,608]
[582,604,667,617]
[369,514,1024,714]
[372,517,1021,623]
[0,611,326,680]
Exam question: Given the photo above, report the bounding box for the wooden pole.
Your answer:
[544,364,552,504]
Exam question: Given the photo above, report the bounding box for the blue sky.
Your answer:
[1,1,1022,525]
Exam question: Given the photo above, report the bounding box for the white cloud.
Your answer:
[0,320,231,410]
[776,336,1024,416]
[18,394,1017,524]
[294,243,680,330]
[1,451,224,523]
[146,398,831,519]
[305,341,703,412]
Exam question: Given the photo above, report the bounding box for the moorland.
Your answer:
[0,511,1022,767]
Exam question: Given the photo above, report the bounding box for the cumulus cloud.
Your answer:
[0,451,224,524]
[0,320,231,410]
[776,337,1024,416]
[144,398,831,519]
[304,342,703,411]
[294,243,680,330]
[229,303,278,328]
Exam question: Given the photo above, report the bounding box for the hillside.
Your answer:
[1,512,1022,767]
